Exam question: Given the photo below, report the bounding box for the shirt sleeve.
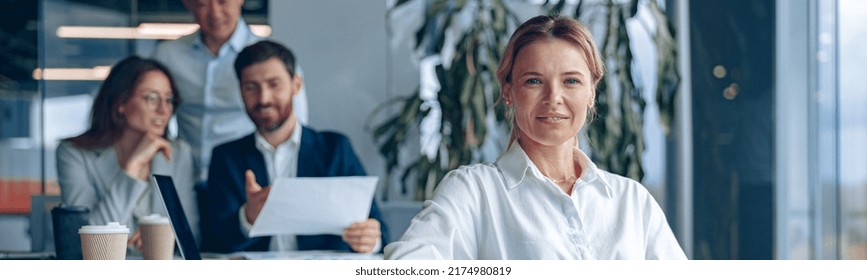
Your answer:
[238,203,253,234]
[384,169,480,260]
[56,141,148,226]
[640,187,688,260]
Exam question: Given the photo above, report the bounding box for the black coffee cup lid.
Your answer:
[52,204,89,213]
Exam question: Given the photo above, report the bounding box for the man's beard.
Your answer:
[259,116,288,133]
[251,103,290,134]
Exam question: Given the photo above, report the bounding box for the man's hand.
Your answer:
[243,170,271,224]
[343,218,381,253]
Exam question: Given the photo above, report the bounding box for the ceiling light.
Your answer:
[56,23,272,40]
[32,66,112,81]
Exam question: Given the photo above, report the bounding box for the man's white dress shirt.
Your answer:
[384,143,687,260]
[244,122,302,251]
[152,18,308,181]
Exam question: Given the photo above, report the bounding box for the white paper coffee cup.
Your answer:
[139,214,174,260]
[79,222,129,260]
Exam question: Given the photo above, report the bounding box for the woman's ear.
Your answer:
[589,88,596,108]
[501,84,512,105]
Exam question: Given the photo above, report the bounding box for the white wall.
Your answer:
[270,1,419,201]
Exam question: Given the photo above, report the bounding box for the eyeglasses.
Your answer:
[141,92,175,111]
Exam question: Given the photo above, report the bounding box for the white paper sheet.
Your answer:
[248,176,378,237]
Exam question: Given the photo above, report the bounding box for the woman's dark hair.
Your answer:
[234,40,297,80]
[66,56,179,148]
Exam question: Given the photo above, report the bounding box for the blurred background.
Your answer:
[1,0,864,260]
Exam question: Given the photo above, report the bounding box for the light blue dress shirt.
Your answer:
[384,143,687,260]
[152,18,308,181]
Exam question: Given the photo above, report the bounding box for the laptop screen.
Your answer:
[151,174,201,260]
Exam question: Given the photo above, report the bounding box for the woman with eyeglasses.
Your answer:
[57,56,199,252]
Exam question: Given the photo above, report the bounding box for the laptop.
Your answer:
[151,174,202,260]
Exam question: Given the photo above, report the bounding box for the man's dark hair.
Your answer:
[234,40,297,80]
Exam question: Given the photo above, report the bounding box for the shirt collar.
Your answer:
[254,121,302,151]
[572,146,614,198]
[226,18,252,52]
[495,143,532,190]
[192,18,251,55]
[495,142,613,198]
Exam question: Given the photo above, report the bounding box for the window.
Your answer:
[838,0,867,260]
[777,0,867,260]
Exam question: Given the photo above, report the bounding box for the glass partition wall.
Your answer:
[837,0,867,260]
[776,0,867,259]
[0,0,48,252]
[0,0,267,253]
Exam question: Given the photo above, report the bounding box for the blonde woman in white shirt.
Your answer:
[384,15,687,260]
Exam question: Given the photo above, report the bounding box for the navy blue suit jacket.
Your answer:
[200,126,387,253]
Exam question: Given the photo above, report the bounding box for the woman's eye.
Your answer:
[565,78,581,85]
[144,93,159,101]
[525,78,541,85]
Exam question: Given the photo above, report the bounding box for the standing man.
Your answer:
[201,40,386,254]
[152,0,308,186]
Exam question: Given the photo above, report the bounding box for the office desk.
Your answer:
[204,250,384,260]
[1,250,382,260]
[0,251,55,260]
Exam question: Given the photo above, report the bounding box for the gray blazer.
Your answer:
[56,139,199,243]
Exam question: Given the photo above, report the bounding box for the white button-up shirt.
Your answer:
[252,122,302,251]
[152,18,308,181]
[384,143,687,260]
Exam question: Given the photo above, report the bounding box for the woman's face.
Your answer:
[118,70,174,137]
[504,38,594,149]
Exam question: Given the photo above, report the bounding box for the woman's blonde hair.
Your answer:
[495,15,604,146]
